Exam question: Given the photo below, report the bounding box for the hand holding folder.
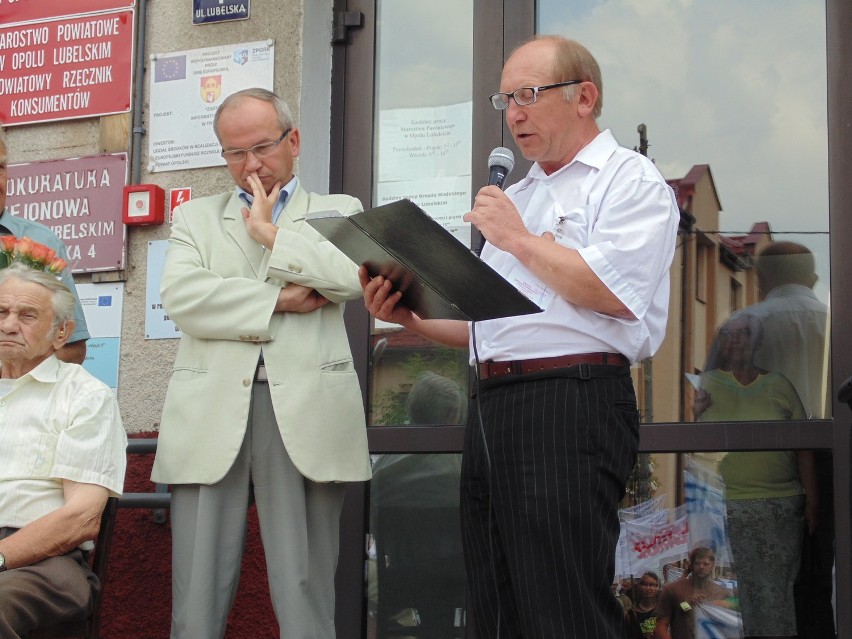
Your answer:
[305,199,542,322]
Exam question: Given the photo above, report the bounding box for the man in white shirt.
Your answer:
[362,36,679,638]
[0,262,126,637]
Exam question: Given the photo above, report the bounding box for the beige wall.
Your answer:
[4,0,333,434]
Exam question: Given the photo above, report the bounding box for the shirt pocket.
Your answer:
[551,203,592,249]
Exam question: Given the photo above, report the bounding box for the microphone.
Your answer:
[487,146,515,189]
[475,147,515,256]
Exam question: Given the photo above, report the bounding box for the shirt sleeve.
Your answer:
[51,385,127,496]
[579,172,679,322]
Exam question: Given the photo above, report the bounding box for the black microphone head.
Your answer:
[488,147,515,174]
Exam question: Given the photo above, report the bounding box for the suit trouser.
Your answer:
[0,528,96,639]
[169,381,345,639]
[461,366,639,639]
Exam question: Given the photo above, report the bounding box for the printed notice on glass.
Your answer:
[377,102,472,182]
[376,102,472,244]
[148,40,274,172]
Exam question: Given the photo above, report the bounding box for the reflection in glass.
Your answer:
[537,1,829,427]
[369,0,474,428]
[368,374,466,638]
[615,448,835,639]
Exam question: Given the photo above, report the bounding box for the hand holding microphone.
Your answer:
[470,147,515,256]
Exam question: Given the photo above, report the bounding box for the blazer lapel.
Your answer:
[224,192,265,277]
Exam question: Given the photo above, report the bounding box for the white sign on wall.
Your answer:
[77,282,124,391]
[145,239,181,339]
[147,40,274,172]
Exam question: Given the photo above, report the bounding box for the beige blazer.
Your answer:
[152,185,371,485]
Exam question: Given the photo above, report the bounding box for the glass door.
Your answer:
[331,1,852,637]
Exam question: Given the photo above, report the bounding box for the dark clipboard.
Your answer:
[305,199,542,322]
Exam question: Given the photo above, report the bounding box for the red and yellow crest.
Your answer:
[200,75,222,104]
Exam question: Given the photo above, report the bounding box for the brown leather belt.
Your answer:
[479,352,629,380]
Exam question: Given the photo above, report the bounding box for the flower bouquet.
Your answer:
[0,235,67,274]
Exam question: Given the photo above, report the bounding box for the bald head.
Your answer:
[755,241,817,296]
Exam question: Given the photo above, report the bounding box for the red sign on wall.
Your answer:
[0,0,135,26]
[0,10,134,126]
[5,153,128,273]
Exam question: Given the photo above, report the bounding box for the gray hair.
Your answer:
[406,372,466,425]
[213,88,294,141]
[0,263,75,334]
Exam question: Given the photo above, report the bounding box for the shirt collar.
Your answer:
[237,176,298,225]
[764,283,819,301]
[527,129,618,181]
[0,353,61,384]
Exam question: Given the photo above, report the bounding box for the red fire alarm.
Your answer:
[123,184,166,226]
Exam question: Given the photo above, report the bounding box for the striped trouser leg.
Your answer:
[461,372,639,639]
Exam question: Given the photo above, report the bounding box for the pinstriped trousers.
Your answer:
[461,366,639,639]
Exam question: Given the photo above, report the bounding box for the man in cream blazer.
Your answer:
[152,88,370,639]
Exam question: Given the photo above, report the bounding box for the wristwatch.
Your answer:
[0,550,6,572]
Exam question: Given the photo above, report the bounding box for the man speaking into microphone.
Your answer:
[362,36,679,638]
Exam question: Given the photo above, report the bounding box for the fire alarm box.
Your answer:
[123,184,166,226]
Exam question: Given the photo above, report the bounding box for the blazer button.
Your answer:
[243,378,252,387]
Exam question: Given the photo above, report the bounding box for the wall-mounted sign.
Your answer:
[145,239,181,340]
[193,0,250,25]
[148,40,274,172]
[169,188,192,223]
[5,153,128,273]
[0,0,134,26]
[0,10,134,126]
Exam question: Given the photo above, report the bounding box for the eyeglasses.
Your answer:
[221,129,291,164]
[489,80,583,110]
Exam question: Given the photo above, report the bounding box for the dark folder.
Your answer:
[305,199,542,322]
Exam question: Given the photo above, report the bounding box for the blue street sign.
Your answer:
[193,0,250,25]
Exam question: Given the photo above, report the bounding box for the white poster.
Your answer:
[145,240,181,340]
[148,40,274,172]
[375,175,472,244]
[376,102,473,246]
[77,282,124,391]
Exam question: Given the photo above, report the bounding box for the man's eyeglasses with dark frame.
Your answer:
[489,80,583,111]
[221,129,291,164]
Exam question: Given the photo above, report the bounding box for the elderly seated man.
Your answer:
[0,258,127,637]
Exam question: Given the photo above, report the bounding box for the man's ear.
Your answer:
[289,128,301,159]
[52,319,75,350]
[576,82,599,118]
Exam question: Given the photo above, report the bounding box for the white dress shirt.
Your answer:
[473,129,680,364]
[0,356,127,531]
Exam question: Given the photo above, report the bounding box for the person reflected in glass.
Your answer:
[695,312,817,638]
[626,572,662,638]
[746,241,832,639]
[654,547,730,639]
[370,372,466,638]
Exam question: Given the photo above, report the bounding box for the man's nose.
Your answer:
[244,151,264,171]
[0,314,19,333]
[505,101,526,126]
